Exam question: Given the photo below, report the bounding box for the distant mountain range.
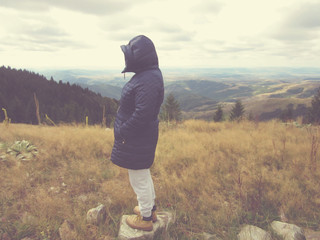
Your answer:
[40,67,320,121]
[78,82,122,100]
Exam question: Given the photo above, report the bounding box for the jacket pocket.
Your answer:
[114,119,123,141]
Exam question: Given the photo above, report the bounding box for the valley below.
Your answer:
[42,67,320,121]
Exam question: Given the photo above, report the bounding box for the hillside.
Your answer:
[39,68,320,121]
[41,69,124,100]
[165,80,253,102]
[1,121,319,239]
[166,79,320,120]
[78,82,122,100]
[0,66,118,126]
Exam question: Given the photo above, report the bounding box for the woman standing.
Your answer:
[111,35,164,231]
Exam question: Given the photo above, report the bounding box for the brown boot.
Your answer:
[133,206,157,222]
[126,215,153,231]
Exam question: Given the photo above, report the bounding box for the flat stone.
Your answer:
[118,211,173,240]
[271,221,306,240]
[238,225,272,240]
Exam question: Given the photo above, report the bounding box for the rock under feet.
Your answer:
[118,211,173,240]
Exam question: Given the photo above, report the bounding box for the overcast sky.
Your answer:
[0,0,320,70]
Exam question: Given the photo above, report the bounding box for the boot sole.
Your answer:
[126,217,153,231]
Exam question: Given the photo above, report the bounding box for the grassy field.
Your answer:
[0,120,320,239]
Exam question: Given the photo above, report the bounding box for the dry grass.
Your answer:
[1,120,320,239]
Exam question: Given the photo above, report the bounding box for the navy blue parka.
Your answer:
[111,35,164,170]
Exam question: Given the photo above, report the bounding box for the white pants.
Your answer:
[128,169,155,218]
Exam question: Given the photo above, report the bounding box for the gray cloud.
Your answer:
[192,0,224,14]
[100,16,194,44]
[163,32,193,42]
[101,22,149,42]
[24,25,66,38]
[157,43,182,51]
[200,37,266,55]
[271,2,320,42]
[207,46,256,54]
[0,0,150,15]
[100,14,142,33]
[2,33,87,52]
[272,28,318,42]
[286,2,320,29]
[269,43,320,59]
[154,24,182,34]
[190,0,225,25]
[0,0,50,11]
[150,21,194,43]
[105,31,139,42]
[55,0,130,15]
[0,15,88,51]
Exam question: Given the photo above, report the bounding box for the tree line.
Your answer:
[0,66,118,126]
[2,65,319,126]
[162,90,320,124]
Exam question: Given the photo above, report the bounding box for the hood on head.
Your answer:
[121,35,159,73]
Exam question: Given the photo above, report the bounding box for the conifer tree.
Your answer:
[280,104,294,122]
[229,100,245,121]
[0,66,118,125]
[160,93,181,122]
[306,88,320,124]
[247,111,255,121]
[213,105,223,122]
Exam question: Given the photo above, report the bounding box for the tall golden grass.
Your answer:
[0,120,319,239]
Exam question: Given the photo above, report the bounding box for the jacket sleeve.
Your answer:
[119,78,161,139]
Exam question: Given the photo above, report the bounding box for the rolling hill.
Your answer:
[39,67,320,121]
[78,82,122,100]
[165,79,319,120]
